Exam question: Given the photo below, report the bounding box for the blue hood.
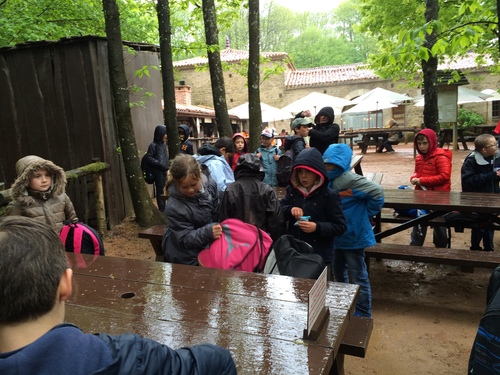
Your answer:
[323,143,352,181]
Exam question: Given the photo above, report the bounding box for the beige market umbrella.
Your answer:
[344,87,413,113]
[229,102,293,123]
[281,92,351,116]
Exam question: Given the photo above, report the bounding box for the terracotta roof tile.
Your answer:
[176,103,239,120]
[173,48,289,68]
[286,63,377,87]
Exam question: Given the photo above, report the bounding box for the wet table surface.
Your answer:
[375,188,500,240]
[66,254,359,375]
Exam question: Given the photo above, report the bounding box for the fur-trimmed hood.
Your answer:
[11,155,67,205]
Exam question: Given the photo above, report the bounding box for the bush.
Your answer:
[457,108,485,132]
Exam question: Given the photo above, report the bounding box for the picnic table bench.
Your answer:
[365,242,500,272]
[138,224,166,262]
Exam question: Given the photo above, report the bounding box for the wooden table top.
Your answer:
[66,254,359,375]
[383,188,500,214]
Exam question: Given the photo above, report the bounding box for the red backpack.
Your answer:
[198,218,272,272]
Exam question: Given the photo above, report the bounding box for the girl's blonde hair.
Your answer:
[166,154,201,193]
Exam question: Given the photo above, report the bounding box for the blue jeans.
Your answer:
[332,248,372,318]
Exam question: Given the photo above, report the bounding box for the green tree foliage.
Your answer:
[219,0,375,68]
[0,0,159,46]
[358,0,499,83]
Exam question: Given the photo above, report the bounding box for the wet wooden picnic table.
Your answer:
[374,188,500,241]
[65,253,359,375]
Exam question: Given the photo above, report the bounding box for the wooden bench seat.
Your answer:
[138,224,166,262]
[339,316,373,358]
[365,242,500,271]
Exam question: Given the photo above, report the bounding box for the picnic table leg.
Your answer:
[331,353,345,375]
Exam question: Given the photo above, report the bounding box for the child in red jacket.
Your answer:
[409,128,452,247]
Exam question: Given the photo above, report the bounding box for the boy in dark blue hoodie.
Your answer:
[178,124,194,155]
[280,147,346,268]
[0,216,236,375]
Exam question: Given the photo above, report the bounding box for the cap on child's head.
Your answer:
[291,117,313,131]
[261,128,274,138]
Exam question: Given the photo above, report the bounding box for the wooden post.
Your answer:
[93,173,107,235]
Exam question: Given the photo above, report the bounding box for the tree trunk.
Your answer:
[422,0,440,133]
[248,0,262,152]
[202,0,232,137]
[157,0,180,158]
[102,0,166,227]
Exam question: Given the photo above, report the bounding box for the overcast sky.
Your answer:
[265,0,344,13]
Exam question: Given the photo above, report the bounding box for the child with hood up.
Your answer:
[309,106,340,155]
[144,124,169,212]
[410,128,452,247]
[231,133,248,171]
[7,155,78,233]
[323,143,384,318]
[178,124,194,155]
[219,153,285,242]
[280,148,346,266]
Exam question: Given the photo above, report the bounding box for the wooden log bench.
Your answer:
[138,224,166,262]
[365,242,500,272]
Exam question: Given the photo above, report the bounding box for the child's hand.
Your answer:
[298,221,316,233]
[212,224,222,239]
[291,207,304,219]
[274,154,280,161]
[256,153,262,158]
[410,178,420,186]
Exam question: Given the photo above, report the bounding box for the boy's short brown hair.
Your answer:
[0,216,68,324]
[474,134,496,149]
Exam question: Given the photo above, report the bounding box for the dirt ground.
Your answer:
[103,142,491,374]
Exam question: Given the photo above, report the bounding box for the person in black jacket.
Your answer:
[145,125,169,212]
[280,148,346,266]
[461,134,500,251]
[219,153,285,242]
[0,216,236,375]
[309,106,340,155]
[469,265,500,374]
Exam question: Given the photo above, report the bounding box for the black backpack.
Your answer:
[141,153,155,184]
[59,222,105,256]
[276,150,294,187]
[264,235,325,279]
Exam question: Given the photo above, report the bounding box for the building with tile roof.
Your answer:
[174,46,500,129]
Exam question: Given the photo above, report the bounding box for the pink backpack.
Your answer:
[198,218,272,272]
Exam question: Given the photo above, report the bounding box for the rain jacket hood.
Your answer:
[232,133,248,154]
[314,106,335,124]
[11,155,66,205]
[178,124,190,139]
[415,128,438,160]
[323,143,352,181]
[290,148,327,195]
[153,124,167,143]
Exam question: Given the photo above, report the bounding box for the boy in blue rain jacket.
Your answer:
[323,143,384,318]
